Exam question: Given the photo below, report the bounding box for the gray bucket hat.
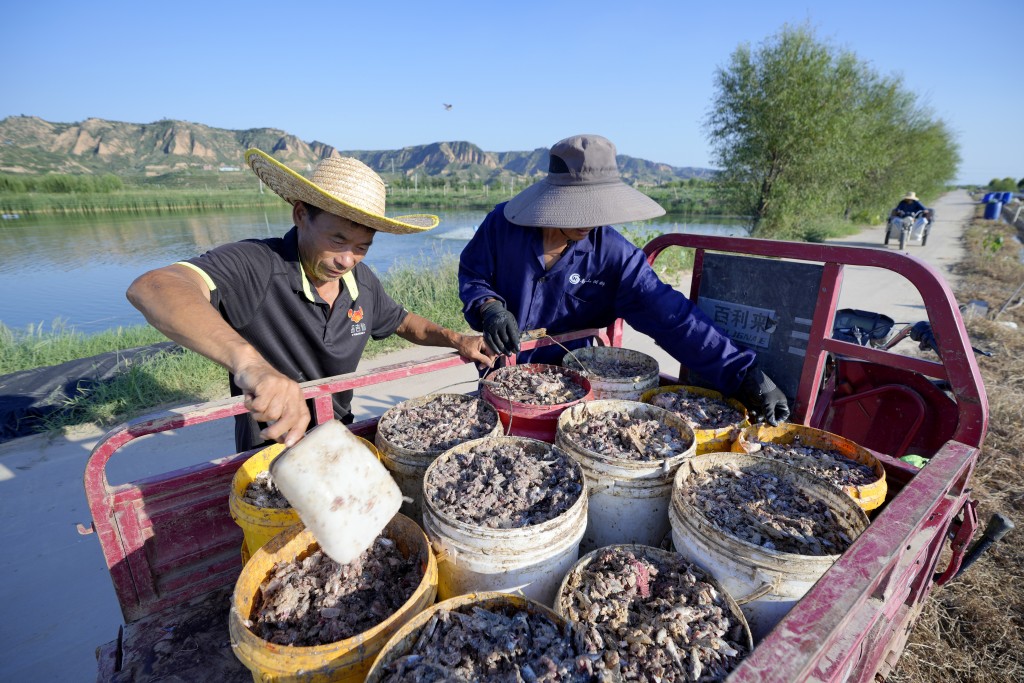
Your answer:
[503,134,666,228]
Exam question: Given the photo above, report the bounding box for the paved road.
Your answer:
[829,189,972,324]
[0,190,977,681]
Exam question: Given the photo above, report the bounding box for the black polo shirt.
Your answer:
[181,226,408,451]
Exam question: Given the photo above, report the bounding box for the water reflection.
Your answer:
[0,209,749,333]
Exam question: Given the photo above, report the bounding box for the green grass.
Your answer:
[364,253,471,356]
[0,320,170,374]
[0,320,228,430]
[40,346,227,430]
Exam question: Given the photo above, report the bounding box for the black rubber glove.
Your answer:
[479,300,520,356]
[734,367,791,426]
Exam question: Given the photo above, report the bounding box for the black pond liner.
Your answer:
[0,341,179,442]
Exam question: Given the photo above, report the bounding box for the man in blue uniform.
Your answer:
[458,134,789,425]
[129,150,495,451]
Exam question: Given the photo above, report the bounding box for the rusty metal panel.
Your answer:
[693,252,824,400]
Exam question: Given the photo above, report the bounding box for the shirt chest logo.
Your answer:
[348,306,367,336]
[568,273,606,287]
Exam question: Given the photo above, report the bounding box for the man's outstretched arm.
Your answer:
[126,264,309,446]
[394,312,497,367]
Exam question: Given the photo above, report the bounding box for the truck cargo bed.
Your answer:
[87,235,987,682]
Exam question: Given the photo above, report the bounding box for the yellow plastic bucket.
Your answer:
[229,514,437,683]
[229,438,381,564]
[732,423,887,512]
[640,385,749,455]
[365,592,571,682]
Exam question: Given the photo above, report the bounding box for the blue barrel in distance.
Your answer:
[1001,192,1013,204]
[983,192,995,203]
[984,201,1003,220]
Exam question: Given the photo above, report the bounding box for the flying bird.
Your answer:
[443,103,453,111]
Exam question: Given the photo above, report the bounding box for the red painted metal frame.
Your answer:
[84,327,617,623]
[644,234,989,682]
[645,234,987,444]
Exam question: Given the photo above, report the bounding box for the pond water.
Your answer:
[0,208,749,334]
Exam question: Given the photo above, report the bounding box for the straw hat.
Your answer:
[503,134,666,228]
[245,149,438,235]
[902,192,919,201]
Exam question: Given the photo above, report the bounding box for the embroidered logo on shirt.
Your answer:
[347,306,364,323]
[569,273,606,287]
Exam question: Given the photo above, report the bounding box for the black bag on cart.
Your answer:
[832,308,895,347]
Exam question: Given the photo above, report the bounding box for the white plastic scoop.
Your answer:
[268,419,402,564]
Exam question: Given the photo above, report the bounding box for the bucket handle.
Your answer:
[431,539,457,565]
[734,581,774,605]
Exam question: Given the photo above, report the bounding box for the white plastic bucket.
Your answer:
[669,452,869,641]
[553,544,754,676]
[421,436,588,606]
[269,420,402,565]
[375,394,502,525]
[555,400,696,554]
[561,346,660,400]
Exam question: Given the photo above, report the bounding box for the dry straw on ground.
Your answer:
[890,216,1024,683]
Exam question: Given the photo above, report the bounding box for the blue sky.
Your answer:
[2,0,1021,185]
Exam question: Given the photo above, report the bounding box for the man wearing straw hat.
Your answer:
[458,134,789,425]
[128,149,496,451]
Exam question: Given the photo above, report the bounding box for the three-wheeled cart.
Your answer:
[87,234,989,682]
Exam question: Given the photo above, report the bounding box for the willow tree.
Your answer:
[706,24,959,237]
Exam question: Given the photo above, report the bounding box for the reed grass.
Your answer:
[1,182,737,217]
[0,189,285,216]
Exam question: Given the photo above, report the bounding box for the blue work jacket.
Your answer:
[458,203,756,395]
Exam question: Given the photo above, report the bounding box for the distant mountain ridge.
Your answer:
[0,116,714,184]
